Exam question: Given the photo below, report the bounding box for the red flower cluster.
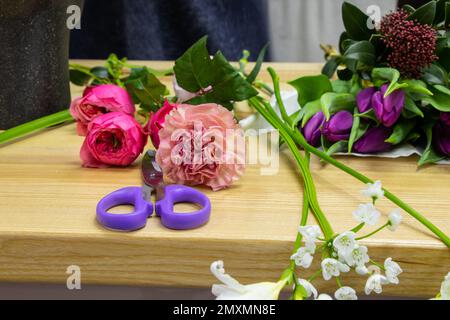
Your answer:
[380,9,438,79]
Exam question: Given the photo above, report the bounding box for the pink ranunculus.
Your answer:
[80,112,147,168]
[144,100,177,148]
[70,84,135,136]
[156,103,245,191]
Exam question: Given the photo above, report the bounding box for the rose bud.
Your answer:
[356,87,377,113]
[300,112,325,147]
[371,84,405,127]
[353,126,393,154]
[80,112,147,168]
[70,84,135,136]
[322,110,353,142]
[433,122,450,156]
[145,100,177,148]
[440,112,450,126]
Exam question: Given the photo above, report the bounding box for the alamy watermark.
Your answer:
[66,5,81,30]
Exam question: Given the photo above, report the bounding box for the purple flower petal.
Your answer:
[356,87,377,113]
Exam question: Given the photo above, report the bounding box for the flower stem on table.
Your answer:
[0,109,73,146]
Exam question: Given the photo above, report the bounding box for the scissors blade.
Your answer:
[141,150,165,200]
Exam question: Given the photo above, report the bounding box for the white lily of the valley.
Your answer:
[210,261,286,300]
[335,286,358,300]
[297,279,318,299]
[384,258,402,284]
[365,274,389,295]
[333,231,357,257]
[387,209,403,231]
[316,293,333,300]
[361,180,384,201]
[352,203,381,226]
[298,225,321,249]
[343,245,370,271]
[291,247,314,269]
[321,258,350,281]
[440,272,450,300]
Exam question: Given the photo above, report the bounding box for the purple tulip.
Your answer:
[433,122,450,156]
[356,87,377,113]
[322,111,353,142]
[353,126,393,154]
[372,84,405,127]
[440,112,450,126]
[300,112,325,147]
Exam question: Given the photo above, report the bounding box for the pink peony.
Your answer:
[144,100,177,148]
[80,112,147,168]
[70,84,135,136]
[156,103,245,191]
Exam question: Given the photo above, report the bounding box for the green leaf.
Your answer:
[320,92,356,120]
[125,68,167,108]
[402,79,433,96]
[418,121,445,166]
[173,36,212,92]
[300,99,322,127]
[174,36,258,107]
[331,80,352,93]
[434,0,448,24]
[371,67,406,96]
[385,118,417,145]
[422,63,449,85]
[355,108,379,123]
[407,1,436,25]
[322,57,340,78]
[69,69,91,86]
[339,32,350,54]
[348,108,369,152]
[341,2,373,40]
[246,43,269,84]
[434,84,450,96]
[343,41,375,71]
[326,140,349,156]
[90,66,109,79]
[403,94,424,118]
[422,86,450,111]
[403,4,416,13]
[288,75,332,107]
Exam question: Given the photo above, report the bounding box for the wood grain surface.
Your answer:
[0,61,448,297]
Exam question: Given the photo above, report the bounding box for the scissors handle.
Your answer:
[156,184,211,230]
[96,186,153,231]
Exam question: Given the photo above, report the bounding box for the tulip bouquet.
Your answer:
[292,1,450,166]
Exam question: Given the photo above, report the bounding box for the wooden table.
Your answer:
[0,61,448,297]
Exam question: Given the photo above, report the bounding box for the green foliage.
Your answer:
[341,2,374,40]
[173,36,258,109]
[288,75,332,107]
[407,1,436,25]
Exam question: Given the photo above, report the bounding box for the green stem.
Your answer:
[249,97,334,238]
[289,129,450,247]
[267,67,292,127]
[0,109,73,146]
[308,269,322,282]
[351,223,365,233]
[254,80,274,96]
[356,223,389,240]
[69,64,109,84]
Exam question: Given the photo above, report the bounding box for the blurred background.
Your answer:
[69,0,428,62]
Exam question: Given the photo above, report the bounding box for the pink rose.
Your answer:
[70,84,135,136]
[144,100,177,148]
[156,103,245,191]
[80,112,147,168]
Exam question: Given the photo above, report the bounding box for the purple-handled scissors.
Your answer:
[96,150,211,231]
